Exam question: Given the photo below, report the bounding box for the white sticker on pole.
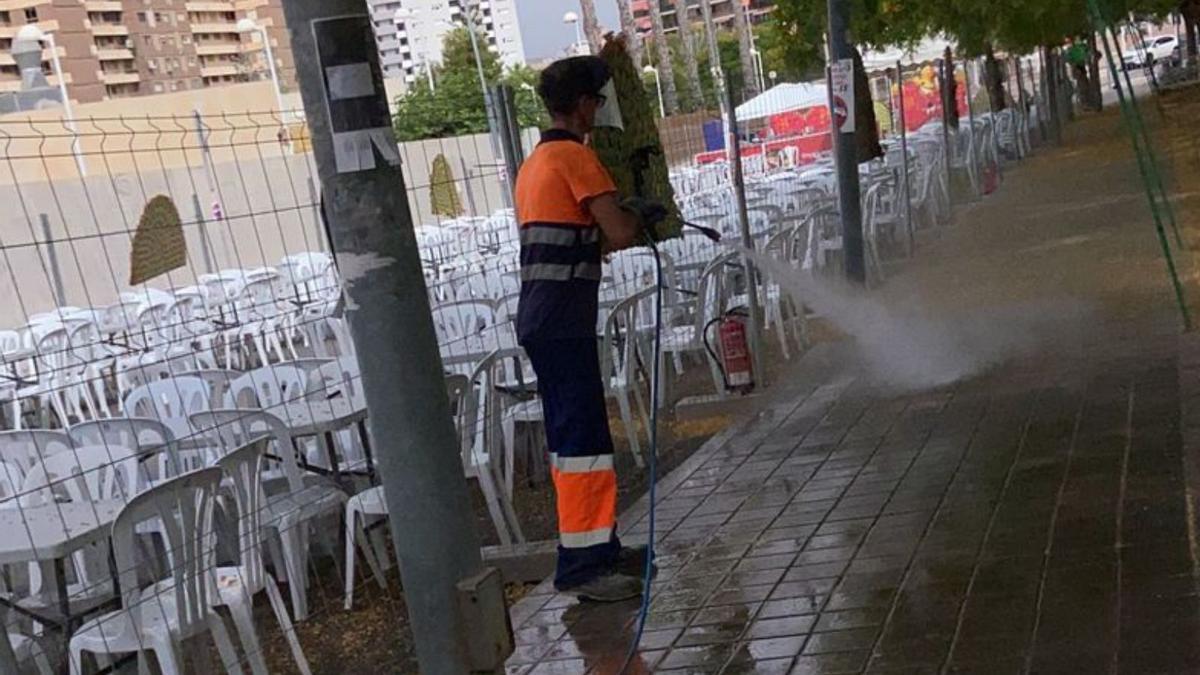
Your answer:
[311,15,402,174]
[830,58,855,134]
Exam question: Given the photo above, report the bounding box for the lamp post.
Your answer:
[16,25,85,176]
[563,11,584,55]
[644,64,665,117]
[751,48,766,92]
[236,18,286,119]
[769,70,778,86]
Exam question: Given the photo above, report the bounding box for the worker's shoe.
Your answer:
[562,572,644,602]
[616,545,656,578]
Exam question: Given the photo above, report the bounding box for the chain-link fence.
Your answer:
[0,46,1044,673]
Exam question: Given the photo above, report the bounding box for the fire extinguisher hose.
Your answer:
[701,307,750,392]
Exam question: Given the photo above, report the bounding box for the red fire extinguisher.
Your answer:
[718,313,754,394]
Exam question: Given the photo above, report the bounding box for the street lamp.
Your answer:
[643,64,665,117]
[16,24,85,176]
[769,70,778,86]
[563,11,585,55]
[395,8,435,91]
[236,18,286,119]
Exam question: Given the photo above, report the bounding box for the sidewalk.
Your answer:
[506,103,1200,674]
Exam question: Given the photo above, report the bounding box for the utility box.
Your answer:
[457,566,514,672]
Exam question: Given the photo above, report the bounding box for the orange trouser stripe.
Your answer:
[552,466,617,539]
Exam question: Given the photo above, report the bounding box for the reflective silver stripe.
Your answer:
[520,226,601,246]
[520,262,602,282]
[560,527,614,548]
[549,453,615,473]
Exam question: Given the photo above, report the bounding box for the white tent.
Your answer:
[735,81,828,121]
[861,36,956,72]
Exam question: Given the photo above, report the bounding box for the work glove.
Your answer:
[621,197,669,228]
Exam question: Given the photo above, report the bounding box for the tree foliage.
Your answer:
[392,28,547,141]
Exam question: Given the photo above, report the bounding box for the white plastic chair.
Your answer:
[177,368,241,409]
[66,467,243,675]
[213,438,312,675]
[123,377,210,442]
[188,409,348,622]
[0,430,72,477]
[224,364,309,410]
[6,633,52,675]
[601,289,654,468]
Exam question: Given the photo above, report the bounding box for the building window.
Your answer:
[169,81,178,91]
[24,7,38,21]
[0,11,10,26]
[153,82,164,92]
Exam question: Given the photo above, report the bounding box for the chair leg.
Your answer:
[265,575,312,675]
[207,612,246,675]
[68,641,87,675]
[343,502,358,611]
[278,524,309,620]
[228,595,270,675]
[149,635,184,675]
[476,472,513,546]
[615,389,643,468]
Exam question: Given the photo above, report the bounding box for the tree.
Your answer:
[672,0,705,111]
[578,0,604,54]
[615,0,645,68]
[730,0,760,98]
[429,154,464,217]
[645,0,680,113]
[393,28,545,141]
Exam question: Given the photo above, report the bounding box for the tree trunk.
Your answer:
[673,0,704,111]
[646,0,680,113]
[984,43,1007,111]
[730,0,759,99]
[1086,33,1103,110]
[1184,1,1199,65]
[1042,45,1062,144]
[578,0,604,55]
[698,0,722,106]
[942,47,959,130]
[614,0,644,69]
[851,46,883,163]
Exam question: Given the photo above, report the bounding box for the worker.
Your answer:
[516,56,667,602]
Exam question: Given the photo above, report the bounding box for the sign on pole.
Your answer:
[830,58,856,134]
[312,16,402,174]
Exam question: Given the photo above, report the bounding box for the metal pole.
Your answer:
[39,214,66,305]
[652,68,666,117]
[963,57,978,197]
[462,3,510,208]
[191,193,216,273]
[280,4,504,673]
[936,59,953,207]
[45,33,86,177]
[825,0,865,284]
[723,71,765,386]
[896,61,914,252]
[1092,8,1190,330]
[259,26,287,119]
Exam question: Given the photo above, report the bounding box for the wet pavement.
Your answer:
[505,108,1200,674]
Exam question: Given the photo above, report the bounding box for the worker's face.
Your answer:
[574,93,606,134]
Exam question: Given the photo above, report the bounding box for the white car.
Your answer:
[1123,35,1179,68]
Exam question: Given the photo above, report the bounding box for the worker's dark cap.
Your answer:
[537,56,611,115]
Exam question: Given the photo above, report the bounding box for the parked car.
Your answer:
[1123,35,1179,69]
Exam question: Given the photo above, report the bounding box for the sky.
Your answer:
[516,0,620,60]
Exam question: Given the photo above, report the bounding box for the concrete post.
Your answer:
[826,0,866,284]
[280,3,504,673]
[191,194,216,274]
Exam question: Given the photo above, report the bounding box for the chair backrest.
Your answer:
[693,252,739,335]
[303,356,361,401]
[214,438,271,594]
[188,409,304,492]
[33,326,73,373]
[0,459,25,507]
[225,364,309,409]
[124,376,210,439]
[0,330,19,354]
[177,369,241,409]
[602,288,655,393]
[19,442,142,507]
[431,300,498,344]
[111,467,222,640]
[0,430,72,476]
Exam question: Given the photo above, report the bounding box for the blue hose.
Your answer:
[619,234,664,673]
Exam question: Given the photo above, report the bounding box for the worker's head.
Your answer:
[537,56,611,134]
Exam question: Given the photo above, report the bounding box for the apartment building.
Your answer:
[0,0,293,104]
[630,0,775,34]
[367,0,525,84]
